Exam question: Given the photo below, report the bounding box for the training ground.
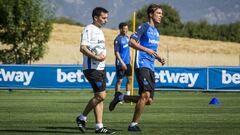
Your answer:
[0,90,239,135]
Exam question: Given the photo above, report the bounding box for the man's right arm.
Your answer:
[129,23,155,56]
[80,45,105,62]
[114,38,127,70]
[115,51,127,70]
[129,38,155,56]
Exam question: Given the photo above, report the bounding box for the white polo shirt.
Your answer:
[81,24,106,70]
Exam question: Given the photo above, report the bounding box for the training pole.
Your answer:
[131,12,136,97]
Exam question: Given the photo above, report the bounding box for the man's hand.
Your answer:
[80,45,106,62]
[95,53,106,62]
[159,57,165,66]
[153,53,165,66]
[122,64,127,71]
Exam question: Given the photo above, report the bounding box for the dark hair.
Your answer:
[92,7,108,20]
[147,4,162,18]
[118,22,128,29]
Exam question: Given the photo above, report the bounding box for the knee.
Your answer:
[127,77,132,84]
[100,93,107,100]
[146,98,153,105]
[140,92,151,103]
[116,79,122,85]
[94,95,104,103]
[94,93,106,102]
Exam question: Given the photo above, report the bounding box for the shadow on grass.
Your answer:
[55,101,88,104]
[44,126,94,130]
[0,126,122,134]
[45,126,121,130]
[0,129,79,134]
[44,126,123,132]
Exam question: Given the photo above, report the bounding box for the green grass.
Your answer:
[0,90,240,135]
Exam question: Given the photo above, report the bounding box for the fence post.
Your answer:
[239,55,240,66]
[167,44,169,66]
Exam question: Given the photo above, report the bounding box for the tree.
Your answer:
[157,4,183,36]
[0,0,53,64]
[53,16,84,26]
[127,3,183,36]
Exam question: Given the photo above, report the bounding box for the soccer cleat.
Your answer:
[76,116,86,133]
[95,127,115,134]
[128,125,142,132]
[109,92,122,111]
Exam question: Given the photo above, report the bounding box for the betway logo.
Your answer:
[155,70,199,87]
[222,70,240,84]
[57,69,115,86]
[0,68,34,85]
[148,39,159,44]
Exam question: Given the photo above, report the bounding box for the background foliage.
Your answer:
[127,4,240,43]
[0,0,53,64]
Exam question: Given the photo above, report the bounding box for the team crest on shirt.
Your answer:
[148,31,159,37]
[121,40,127,45]
[143,78,149,85]
[96,82,102,87]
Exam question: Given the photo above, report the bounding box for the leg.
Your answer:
[125,64,133,95]
[127,91,151,132]
[131,91,151,123]
[128,68,155,132]
[93,91,106,124]
[82,91,105,117]
[115,78,123,93]
[109,92,139,111]
[76,91,105,133]
[77,69,115,133]
[126,75,132,95]
[123,95,139,103]
[93,92,115,134]
[146,97,153,105]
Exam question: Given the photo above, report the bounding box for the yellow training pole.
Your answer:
[131,12,136,97]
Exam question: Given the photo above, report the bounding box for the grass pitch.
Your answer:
[0,90,240,135]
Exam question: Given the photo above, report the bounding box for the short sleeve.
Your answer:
[130,23,149,42]
[114,37,120,52]
[81,27,91,46]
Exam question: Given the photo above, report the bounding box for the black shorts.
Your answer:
[83,69,106,93]
[116,64,132,79]
[135,68,155,99]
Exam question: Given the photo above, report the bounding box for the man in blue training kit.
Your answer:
[109,4,165,132]
[114,22,132,96]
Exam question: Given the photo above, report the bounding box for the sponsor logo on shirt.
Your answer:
[123,44,129,48]
[149,39,159,44]
[98,40,105,44]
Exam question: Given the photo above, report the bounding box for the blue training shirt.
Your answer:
[130,22,160,72]
[114,35,131,66]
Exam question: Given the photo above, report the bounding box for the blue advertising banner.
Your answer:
[208,67,240,90]
[0,65,116,89]
[0,65,239,90]
[0,65,80,89]
[154,67,207,89]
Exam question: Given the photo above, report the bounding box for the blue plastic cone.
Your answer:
[209,98,220,105]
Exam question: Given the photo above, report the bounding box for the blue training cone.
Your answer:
[209,98,220,105]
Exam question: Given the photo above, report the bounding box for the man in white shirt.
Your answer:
[76,7,114,134]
